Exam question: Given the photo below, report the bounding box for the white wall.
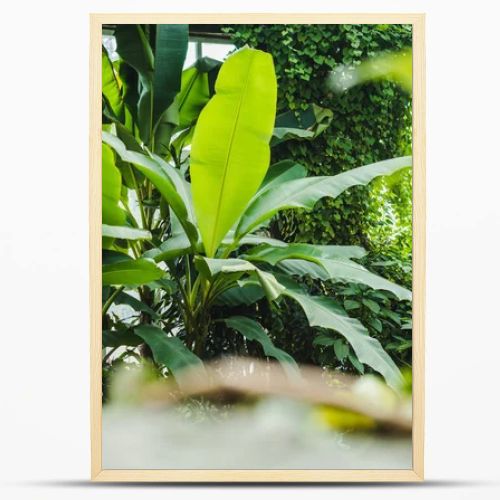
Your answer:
[1,1,499,498]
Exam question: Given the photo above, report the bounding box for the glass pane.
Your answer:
[201,42,235,61]
[184,41,198,68]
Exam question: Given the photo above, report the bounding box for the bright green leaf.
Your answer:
[190,47,277,256]
[236,156,412,237]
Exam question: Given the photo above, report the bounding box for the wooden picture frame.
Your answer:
[90,13,425,482]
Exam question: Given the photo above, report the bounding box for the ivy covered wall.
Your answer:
[224,24,413,265]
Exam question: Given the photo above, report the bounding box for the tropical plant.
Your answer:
[101,26,412,391]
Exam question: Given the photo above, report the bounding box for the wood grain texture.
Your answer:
[89,15,102,479]
[89,12,425,482]
[94,469,422,482]
[411,14,426,480]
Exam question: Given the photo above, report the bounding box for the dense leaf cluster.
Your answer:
[101,25,413,390]
[224,24,413,370]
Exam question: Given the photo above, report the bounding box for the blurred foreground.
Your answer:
[103,358,412,470]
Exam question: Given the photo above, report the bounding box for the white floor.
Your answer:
[102,400,412,470]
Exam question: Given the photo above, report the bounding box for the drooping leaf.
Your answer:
[278,258,412,301]
[102,132,198,244]
[195,257,285,301]
[102,258,164,286]
[190,47,277,257]
[245,243,367,264]
[114,25,154,77]
[236,156,412,237]
[150,153,197,226]
[134,325,204,377]
[284,288,403,389]
[114,25,154,144]
[224,316,300,377]
[271,104,333,146]
[143,234,192,263]
[253,268,286,302]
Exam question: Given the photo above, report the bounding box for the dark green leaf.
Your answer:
[152,24,188,126]
[134,325,204,377]
[224,316,300,377]
[102,259,164,286]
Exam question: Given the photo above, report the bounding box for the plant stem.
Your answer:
[102,346,119,364]
[102,286,124,315]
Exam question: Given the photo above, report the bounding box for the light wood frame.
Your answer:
[90,13,425,482]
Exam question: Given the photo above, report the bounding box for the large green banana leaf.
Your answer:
[279,258,412,301]
[244,243,411,301]
[223,316,299,377]
[236,156,412,237]
[152,24,188,127]
[190,47,277,257]
[284,289,403,389]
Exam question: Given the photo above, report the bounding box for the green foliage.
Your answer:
[101,24,413,391]
[223,24,412,255]
[223,24,413,372]
[190,47,277,256]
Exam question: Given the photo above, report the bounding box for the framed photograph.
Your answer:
[90,13,425,482]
